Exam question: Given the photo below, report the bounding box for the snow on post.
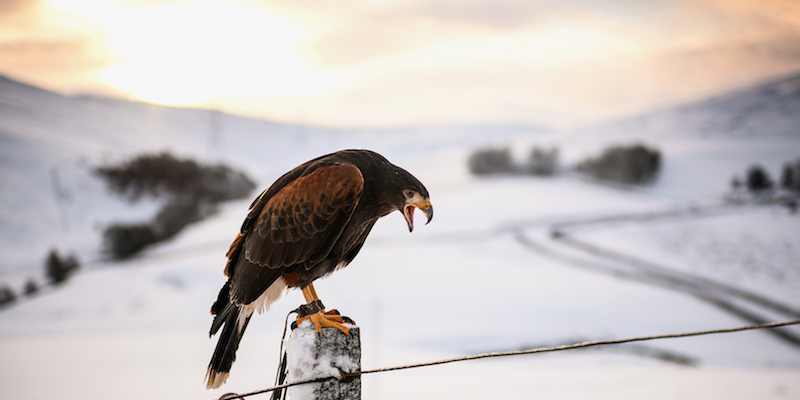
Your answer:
[286,321,361,400]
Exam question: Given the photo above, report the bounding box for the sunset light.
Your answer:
[1,0,799,127]
[45,0,352,106]
[2,2,800,399]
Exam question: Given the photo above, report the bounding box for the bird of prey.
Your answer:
[205,149,433,389]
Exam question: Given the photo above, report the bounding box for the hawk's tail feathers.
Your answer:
[206,301,251,389]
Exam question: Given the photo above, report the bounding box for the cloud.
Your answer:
[0,0,37,14]
[295,0,677,69]
[0,37,110,70]
[0,37,117,94]
[195,0,800,127]
[0,0,44,28]
[0,0,116,92]
[411,0,550,29]
[742,34,800,62]
[2,0,800,127]
[300,14,425,67]
[294,0,556,68]
[407,0,675,30]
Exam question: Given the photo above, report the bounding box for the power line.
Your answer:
[214,319,800,400]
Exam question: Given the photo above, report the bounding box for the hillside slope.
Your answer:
[579,72,800,139]
[1,73,799,400]
[0,75,342,275]
[0,75,550,277]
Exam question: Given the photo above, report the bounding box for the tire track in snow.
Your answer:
[509,204,800,348]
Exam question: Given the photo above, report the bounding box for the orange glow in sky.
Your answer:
[1,0,799,128]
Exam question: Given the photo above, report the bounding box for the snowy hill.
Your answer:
[0,74,342,277]
[1,73,800,400]
[0,74,555,279]
[548,73,800,201]
[579,72,800,139]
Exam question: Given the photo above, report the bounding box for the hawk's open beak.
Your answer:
[403,195,433,232]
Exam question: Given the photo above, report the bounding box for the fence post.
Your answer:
[286,321,361,400]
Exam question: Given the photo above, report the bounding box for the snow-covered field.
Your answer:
[1,76,800,399]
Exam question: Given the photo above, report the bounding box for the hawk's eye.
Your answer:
[404,190,415,199]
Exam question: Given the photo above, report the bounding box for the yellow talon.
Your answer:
[298,284,351,335]
[298,310,350,335]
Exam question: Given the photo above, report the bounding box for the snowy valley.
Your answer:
[1,73,799,399]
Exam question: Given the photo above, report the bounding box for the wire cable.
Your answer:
[214,319,800,400]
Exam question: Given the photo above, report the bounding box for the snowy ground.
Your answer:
[563,206,800,308]
[2,89,800,400]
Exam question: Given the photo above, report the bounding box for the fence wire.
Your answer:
[214,319,800,400]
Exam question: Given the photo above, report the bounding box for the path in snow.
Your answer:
[509,203,800,348]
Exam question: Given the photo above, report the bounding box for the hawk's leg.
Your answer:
[297,283,351,335]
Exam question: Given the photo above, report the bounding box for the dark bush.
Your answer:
[731,176,743,190]
[780,158,800,192]
[102,224,158,259]
[95,152,195,200]
[576,144,661,185]
[468,147,514,175]
[95,152,256,259]
[0,285,15,306]
[45,249,80,285]
[24,279,38,296]
[194,164,257,203]
[102,199,216,259]
[150,198,209,239]
[525,146,559,176]
[746,165,772,192]
[94,152,255,202]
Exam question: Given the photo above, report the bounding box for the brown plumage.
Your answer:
[206,149,432,389]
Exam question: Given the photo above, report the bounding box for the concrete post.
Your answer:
[286,321,361,400]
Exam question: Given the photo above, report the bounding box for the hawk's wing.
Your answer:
[225,163,364,304]
[246,163,364,268]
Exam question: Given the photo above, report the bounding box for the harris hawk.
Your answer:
[205,149,433,389]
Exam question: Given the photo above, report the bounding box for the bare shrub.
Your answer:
[524,146,559,176]
[102,224,158,259]
[576,144,661,185]
[780,158,800,192]
[24,279,38,296]
[94,152,255,202]
[95,152,256,259]
[468,147,514,175]
[45,249,80,285]
[746,165,772,192]
[0,285,15,306]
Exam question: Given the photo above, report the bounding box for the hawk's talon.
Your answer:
[324,309,356,324]
[297,310,350,335]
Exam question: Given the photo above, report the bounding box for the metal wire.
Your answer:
[214,319,800,400]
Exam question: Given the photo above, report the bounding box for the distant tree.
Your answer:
[731,176,742,190]
[94,152,255,203]
[787,199,798,214]
[576,144,661,185]
[745,165,773,192]
[24,279,38,296]
[45,249,80,285]
[102,224,158,259]
[468,147,515,175]
[525,146,559,176]
[0,284,16,306]
[150,198,205,239]
[781,164,793,189]
[780,158,800,192]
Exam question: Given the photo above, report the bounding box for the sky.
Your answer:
[1,0,800,129]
